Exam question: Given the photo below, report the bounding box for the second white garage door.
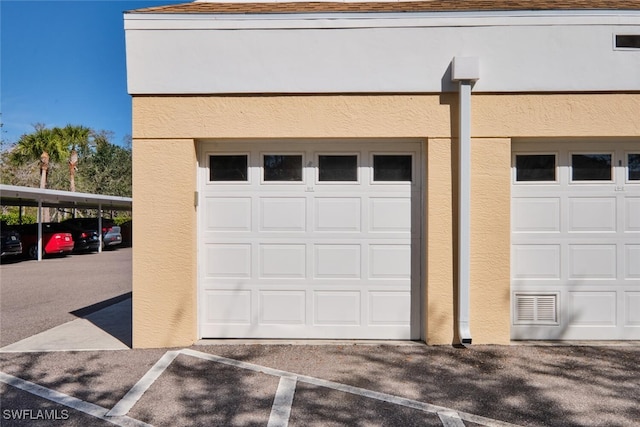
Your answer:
[198,140,422,339]
[511,140,640,340]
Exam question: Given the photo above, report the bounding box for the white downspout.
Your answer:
[451,57,479,347]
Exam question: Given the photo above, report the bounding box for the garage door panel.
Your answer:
[624,197,640,231]
[369,292,411,325]
[369,245,411,278]
[513,245,561,279]
[568,197,616,232]
[314,244,361,278]
[314,291,361,325]
[205,291,252,324]
[205,244,252,278]
[512,197,560,232]
[568,244,617,279]
[568,291,617,326]
[259,291,306,325]
[205,197,252,231]
[369,198,411,232]
[625,245,640,278]
[625,292,640,325]
[260,197,307,231]
[259,244,306,278]
[314,197,361,231]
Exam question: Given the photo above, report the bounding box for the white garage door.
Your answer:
[511,141,640,340]
[198,140,421,339]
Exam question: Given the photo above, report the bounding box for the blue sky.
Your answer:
[1,0,184,147]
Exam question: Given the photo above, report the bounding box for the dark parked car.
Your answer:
[10,223,74,259]
[60,218,122,249]
[1,223,22,259]
[58,222,100,253]
[120,220,132,247]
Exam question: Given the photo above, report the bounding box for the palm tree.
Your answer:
[10,124,67,221]
[55,125,91,192]
[11,124,66,190]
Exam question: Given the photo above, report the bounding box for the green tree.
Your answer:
[10,124,66,190]
[1,149,40,187]
[4,125,132,198]
[55,124,91,191]
[79,131,132,197]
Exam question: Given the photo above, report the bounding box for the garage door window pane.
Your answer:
[515,154,556,182]
[373,155,412,181]
[629,154,640,181]
[264,155,302,181]
[319,155,357,181]
[572,154,612,181]
[210,155,248,181]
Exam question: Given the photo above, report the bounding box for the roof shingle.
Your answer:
[128,0,640,15]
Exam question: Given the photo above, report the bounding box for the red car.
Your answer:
[11,223,75,260]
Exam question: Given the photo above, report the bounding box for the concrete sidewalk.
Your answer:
[0,298,131,352]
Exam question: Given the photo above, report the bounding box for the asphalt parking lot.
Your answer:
[1,249,639,426]
[0,248,131,347]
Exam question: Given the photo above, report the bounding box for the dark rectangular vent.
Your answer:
[616,35,640,49]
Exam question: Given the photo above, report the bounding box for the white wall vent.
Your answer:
[514,293,559,325]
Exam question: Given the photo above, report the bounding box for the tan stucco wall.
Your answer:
[133,94,640,140]
[474,94,640,137]
[424,137,512,345]
[132,93,640,348]
[470,138,512,344]
[133,95,453,139]
[132,138,197,348]
[425,138,455,344]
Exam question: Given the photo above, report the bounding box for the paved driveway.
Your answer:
[1,343,639,426]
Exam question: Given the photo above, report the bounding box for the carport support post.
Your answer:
[98,204,103,253]
[37,200,43,261]
[451,57,479,346]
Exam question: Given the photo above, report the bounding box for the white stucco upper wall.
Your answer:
[124,11,640,94]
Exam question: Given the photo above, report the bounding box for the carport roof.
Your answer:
[0,184,132,211]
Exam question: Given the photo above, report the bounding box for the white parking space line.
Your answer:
[179,349,520,427]
[267,376,297,427]
[2,348,522,427]
[0,372,151,427]
[106,350,180,417]
[438,410,466,427]
[180,348,291,377]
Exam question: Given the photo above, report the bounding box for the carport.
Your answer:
[0,184,132,260]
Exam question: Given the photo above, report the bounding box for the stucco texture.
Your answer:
[132,93,639,348]
[132,138,197,348]
[133,94,640,140]
[132,95,453,139]
[425,138,455,344]
[469,138,512,344]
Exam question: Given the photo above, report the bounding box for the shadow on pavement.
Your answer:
[70,293,132,348]
[196,343,640,427]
